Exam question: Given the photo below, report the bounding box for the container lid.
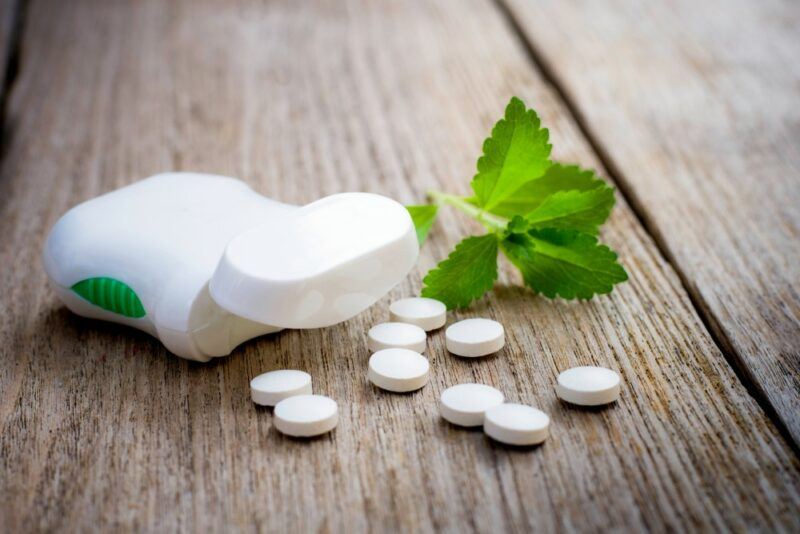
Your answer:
[209,193,418,328]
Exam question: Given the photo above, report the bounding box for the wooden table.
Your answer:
[1,0,798,531]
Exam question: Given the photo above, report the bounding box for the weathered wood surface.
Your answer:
[0,0,18,109]
[504,0,800,445]
[0,0,798,531]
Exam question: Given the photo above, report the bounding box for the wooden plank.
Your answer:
[503,0,800,444]
[0,0,15,68]
[0,0,798,531]
[0,0,19,108]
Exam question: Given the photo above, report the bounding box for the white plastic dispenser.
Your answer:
[42,173,419,361]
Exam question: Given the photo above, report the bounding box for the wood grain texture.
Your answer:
[0,0,798,531]
[503,0,800,444]
[0,0,18,110]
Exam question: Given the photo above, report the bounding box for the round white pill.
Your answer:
[484,403,550,446]
[250,370,313,406]
[389,297,447,331]
[556,366,621,406]
[445,318,504,357]
[367,322,426,353]
[273,394,338,437]
[439,383,504,427]
[368,348,430,392]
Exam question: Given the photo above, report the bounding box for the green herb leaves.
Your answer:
[410,97,627,309]
[470,96,551,210]
[502,224,627,300]
[473,164,615,234]
[420,235,498,308]
[406,204,438,246]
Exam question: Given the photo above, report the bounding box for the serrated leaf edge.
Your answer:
[421,234,499,309]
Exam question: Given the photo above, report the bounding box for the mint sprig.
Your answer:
[409,96,628,309]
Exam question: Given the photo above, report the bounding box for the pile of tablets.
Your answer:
[250,370,339,437]
[439,383,548,445]
[250,296,622,444]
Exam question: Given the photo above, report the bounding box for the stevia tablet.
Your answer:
[445,318,504,357]
[556,366,621,406]
[250,370,312,406]
[484,403,550,446]
[273,394,338,437]
[368,322,427,353]
[439,383,504,427]
[389,297,447,331]
[368,348,429,392]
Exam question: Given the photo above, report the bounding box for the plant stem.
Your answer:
[427,190,507,232]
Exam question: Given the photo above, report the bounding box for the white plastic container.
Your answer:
[42,173,418,361]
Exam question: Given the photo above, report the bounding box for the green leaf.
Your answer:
[418,100,626,307]
[486,163,612,220]
[505,214,529,234]
[501,228,627,300]
[406,204,438,246]
[421,234,498,309]
[470,97,551,210]
[525,187,614,235]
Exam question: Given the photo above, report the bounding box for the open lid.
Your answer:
[208,193,419,328]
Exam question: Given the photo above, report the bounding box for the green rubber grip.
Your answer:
[71,277,146,318]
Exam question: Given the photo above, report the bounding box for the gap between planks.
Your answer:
[0,0,25,154]
[489,0,800,458]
